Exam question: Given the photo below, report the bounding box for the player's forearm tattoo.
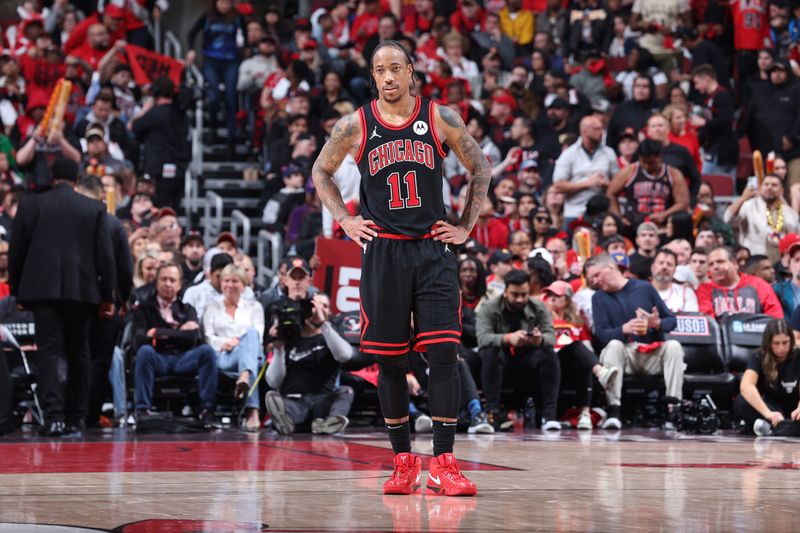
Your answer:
[312,114,359,223]
[440,106,491,232]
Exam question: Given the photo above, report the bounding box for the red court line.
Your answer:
[616,462,800,470]
[0,441,513,474]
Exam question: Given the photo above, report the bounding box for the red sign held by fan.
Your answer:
[125,44,184,87]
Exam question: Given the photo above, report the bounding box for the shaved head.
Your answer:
[580,115,604,147]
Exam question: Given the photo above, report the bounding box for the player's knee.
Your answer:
[426,343,458,368]
[377,353,407,373]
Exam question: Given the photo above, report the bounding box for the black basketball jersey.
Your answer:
[622,162,675,225]
[355,96,447,237]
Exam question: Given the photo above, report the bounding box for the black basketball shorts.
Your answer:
[359,234,461,355]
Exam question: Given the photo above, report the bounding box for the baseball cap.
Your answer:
[636,222,658,236]
[591,99,611,114]
[216,231,237,248]
[180,230,204,248]
[770,59,790,72]
[104,4,126,18]
[282,164,304,178]
[547,97,569,110]
[779,233,800,255]
[260,36,278,46]
[294,18,312,31]
[619,127,637,142]
[543,280,573,297]
[302,39,318,51]
[610,251,629,270]
[155,207,177,220]
[491,91,518,110]
[85,126,105,141]
[284,256,312,276]
[520,158,539,170]
[528,247,554,265]
[464,239,488,255]
[210,252,234,272]
[488,249,513,265]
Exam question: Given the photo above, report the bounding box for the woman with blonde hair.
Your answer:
[662,104,701,173]
[203,263,265,430]
[133,251,159,289]
[734,319,800,436]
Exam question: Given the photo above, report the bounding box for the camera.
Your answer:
[665,394,720,434]
[272,298,313,343]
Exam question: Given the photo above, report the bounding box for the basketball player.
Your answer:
[312,41,492,496]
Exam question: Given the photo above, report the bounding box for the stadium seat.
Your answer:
[737,136,753,182]
[666,313,725,374]
[718,313,774,372]
[702,173,735,196]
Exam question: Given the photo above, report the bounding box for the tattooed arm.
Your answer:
[311,112,377,248]
[431,104,492,244]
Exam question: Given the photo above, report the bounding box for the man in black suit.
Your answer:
[9,159,116,436]
[75,175,134,427]
[132,263,218,427]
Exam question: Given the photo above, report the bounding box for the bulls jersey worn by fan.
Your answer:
[730,0,770,51]
[622,162,676,226]
[355,95,447,237]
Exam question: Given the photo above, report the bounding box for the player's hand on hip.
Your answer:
[341,215,377,249]
[432,220,469,244]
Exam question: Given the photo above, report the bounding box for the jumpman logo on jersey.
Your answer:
[369,126,382,140]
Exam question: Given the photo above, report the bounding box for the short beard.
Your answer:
[382,89,402,103]
[654,274,672,284]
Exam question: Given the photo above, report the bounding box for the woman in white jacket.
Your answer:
[203,264,264,430]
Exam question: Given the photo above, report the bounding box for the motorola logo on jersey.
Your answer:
[367,139,435,176]
[413,120,428,135]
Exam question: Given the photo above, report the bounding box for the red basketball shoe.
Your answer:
[425,453,477,496]
[383,452,422,495]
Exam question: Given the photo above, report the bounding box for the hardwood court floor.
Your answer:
[0,429,799,532]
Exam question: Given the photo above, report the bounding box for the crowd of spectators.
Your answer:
[1,0,800,436]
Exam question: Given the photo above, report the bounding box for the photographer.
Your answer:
[476,269,560,431]
[260,255,318,328]
[734,319,800,436]
[265,293,355,435]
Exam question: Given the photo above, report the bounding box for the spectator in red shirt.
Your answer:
[18,32,64,97]
[351,0,382,52]
[68,23,113,73]
[450,0,486,35]
[471,197,510,250]
[404,0,436,37]
[697,246,783,319]
[64,5,126,55]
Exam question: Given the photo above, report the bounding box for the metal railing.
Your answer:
[257,230,283,287]
[229,209,252,253]
[203,191,223,246]
[164,30,182,59]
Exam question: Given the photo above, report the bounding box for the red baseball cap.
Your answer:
[543,280,573,297]
[216,231,237,248]
[155,207,177,220]
[104,4,126,18]
[491,91,517,111]
[779,233,800,255]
